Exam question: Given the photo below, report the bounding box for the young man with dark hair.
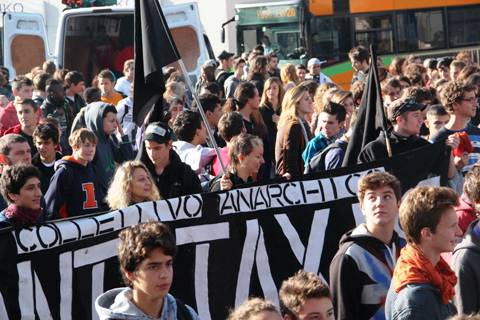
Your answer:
[32,72,52,106]
[382,78,403,107]
[65,70,86,116]
[32,123,62,194]
[302,101,346,165]
[0,76,34,132]
[432,81,480,174]
[424,105,450,141]
[0,164,43,228]
[191,93,225,148]
[280,270,334,320]
[45,128,106,219]
[437,57,453,81]
[385,186,461,319]
[139,122,202,199]
[349,46,370,84]
[266,52,280,78]
[98,69,123,105]
[450,59,466,81]
[84,86,102,104]
[4,99,40,156]
[216,50,235,98]
[84,101,134,194]
[41,79,74,154]
[172,110,215,181]
[330,172,404,320]
[95,221,200,319]
[359,97,429,163]
[0,134,32,168]
[224,58,246,98]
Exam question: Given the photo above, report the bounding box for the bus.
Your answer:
[234,0,480,86]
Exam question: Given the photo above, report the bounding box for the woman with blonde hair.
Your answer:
[227,298,282,320]
[107,160,160,210]
[331,90,355,130]
[260,77,284,177]
[209,133,264,191]
[281,63,299,92]
[275,85,313,179]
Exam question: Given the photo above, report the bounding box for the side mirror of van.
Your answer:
[221,27,225,43]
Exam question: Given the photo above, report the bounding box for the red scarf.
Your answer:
[4,204,42,227]
[393,244,457,304]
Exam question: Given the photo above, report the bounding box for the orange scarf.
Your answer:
[393,244,457,304]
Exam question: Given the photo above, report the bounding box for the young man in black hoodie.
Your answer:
[139,122,201,199]
[329,172,404,320]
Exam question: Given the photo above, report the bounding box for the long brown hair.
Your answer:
[260,77,284,112]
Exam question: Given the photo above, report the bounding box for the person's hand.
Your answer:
[446,134,460,149]
[272,114,280,124]
[282,172,292,180]
[454,152,469,170]
[116,119,125,136]
[220,173,233,191]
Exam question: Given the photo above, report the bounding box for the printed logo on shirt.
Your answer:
[82,182,98,209]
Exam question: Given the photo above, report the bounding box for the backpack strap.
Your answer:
[175,298,193,320]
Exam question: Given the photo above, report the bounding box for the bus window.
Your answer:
[308,16,351,62]
[354,15,393,54]
[396,10,445,52]
[447,5,480,47]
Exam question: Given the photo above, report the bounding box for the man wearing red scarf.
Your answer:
[385,186,462,320]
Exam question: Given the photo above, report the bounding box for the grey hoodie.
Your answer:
[84,102,134,193]
[452,218,480,315]
[95,287,200,320]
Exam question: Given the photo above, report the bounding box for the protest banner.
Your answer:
[0,143,448,320]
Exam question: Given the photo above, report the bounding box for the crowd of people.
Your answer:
[0,42,479,319]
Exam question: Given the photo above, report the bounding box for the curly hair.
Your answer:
[463,165,480,204]
[107,161,160,209]
[440,81,476,113]
[118,222,176,287]
[227,298,280,320]
[0,164,40,204]
[400,186,459,244]
[279,270,331,318]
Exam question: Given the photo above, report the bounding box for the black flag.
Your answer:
[133,0,181,125]
[342,46,390,166]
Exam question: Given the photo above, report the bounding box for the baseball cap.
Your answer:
[307,58,327,68]
[144,122,173,144]
[387,98,426,121]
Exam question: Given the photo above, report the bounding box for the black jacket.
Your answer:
[208,172,254,192]
[358,130,429,164]
[148,151,202,199]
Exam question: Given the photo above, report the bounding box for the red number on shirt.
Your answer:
[82,183,98,209]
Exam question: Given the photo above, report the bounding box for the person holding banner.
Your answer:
[275,85,313,179]
[0,164,44,228]
[95,221,200,320]
[106,160,160,210]
[138,122,202,199]
[209,133,264,192]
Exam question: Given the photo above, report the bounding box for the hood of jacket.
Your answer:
[84,101,112,144]
[95,287,152,320]
[454,218,480,254]
[339,223,402,249]
[54,155,88,171]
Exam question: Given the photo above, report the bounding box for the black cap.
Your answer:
[144,122,173,144]
[217,50,234,60]
[387,98,426,121]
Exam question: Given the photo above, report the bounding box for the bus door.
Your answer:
[2,12,50,79]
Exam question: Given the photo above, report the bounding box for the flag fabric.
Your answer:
[342,47,390,166]
[133,0,181,125]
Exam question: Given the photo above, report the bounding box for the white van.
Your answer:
[2,2,214,83]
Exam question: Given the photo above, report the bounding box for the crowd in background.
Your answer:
[1,42,480,319]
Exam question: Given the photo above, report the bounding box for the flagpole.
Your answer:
[177,59,227,174]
